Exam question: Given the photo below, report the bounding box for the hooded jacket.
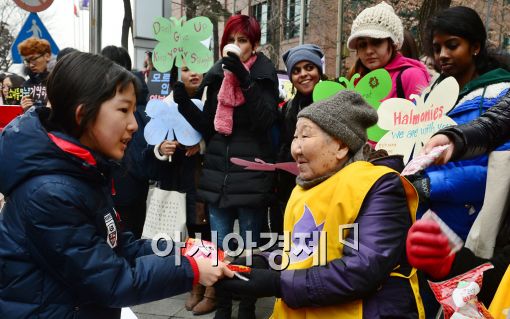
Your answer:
[423,68,510,240]
[432,90,510,306]
[0,108,195,318]
[384,53,430,99]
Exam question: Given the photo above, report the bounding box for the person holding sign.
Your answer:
[153,64,212,315]
[407,6,510,241]
[408,91,510,313]
[18,37,51,111]
[0,52,233,319]
[2,74,26,105]
[177,14,279,318]
[216,90,422,318]
[346,1,430,100]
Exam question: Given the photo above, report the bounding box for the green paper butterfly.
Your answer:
[152,16,213,74]
[312,69,392,142]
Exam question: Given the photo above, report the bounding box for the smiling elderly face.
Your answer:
[291,117,350,181]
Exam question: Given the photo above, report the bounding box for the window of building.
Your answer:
[283,0,309,40]
[251,1,271,45]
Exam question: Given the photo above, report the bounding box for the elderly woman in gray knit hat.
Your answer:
[216,90,424,318]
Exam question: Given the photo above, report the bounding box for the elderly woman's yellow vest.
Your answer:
[271,161,423,319]
[489,265,510,318]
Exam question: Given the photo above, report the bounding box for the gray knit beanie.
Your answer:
[297,90,378,153]
[282,44,324,78]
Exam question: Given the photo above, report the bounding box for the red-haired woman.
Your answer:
[177,15,279,317]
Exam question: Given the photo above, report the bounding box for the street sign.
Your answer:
[11,12,59,64]
[13,0,54,12]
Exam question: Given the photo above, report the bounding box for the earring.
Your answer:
[252,50,256,55]
[474,52,478,56]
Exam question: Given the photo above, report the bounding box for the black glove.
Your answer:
[222,52,251,89]
[215,268,282,298]
[173,81,191,106]
[406,173,431,205]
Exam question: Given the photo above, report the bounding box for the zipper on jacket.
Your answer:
[223,143,229,186]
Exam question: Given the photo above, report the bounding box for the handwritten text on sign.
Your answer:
[376,77,459,163]
[152,16,213,74]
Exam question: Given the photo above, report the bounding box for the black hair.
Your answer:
[47,51,138,138]
[57,47,79,61]
[400,30,419,60]
[4,74,26,88]
[425,6,509,74]
[100,45,132,71]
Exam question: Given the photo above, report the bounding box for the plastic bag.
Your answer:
[429,263,494,319]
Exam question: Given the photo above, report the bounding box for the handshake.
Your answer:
[183,239,281,298]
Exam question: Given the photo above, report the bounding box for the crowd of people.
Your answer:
[1,1,510,319]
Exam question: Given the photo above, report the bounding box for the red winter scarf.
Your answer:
[214,54,258,135]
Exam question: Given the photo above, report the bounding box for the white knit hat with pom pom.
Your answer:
[347,1,404,50]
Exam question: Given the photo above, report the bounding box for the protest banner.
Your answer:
[0,106,23,130]
[147,70,171,100]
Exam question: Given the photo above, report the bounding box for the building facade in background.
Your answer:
[133,0,510,78]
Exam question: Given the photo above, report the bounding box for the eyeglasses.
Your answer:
[23,53,45,65]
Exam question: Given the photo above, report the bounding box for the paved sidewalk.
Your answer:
[132,293,275,319]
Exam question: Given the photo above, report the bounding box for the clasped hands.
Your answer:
[214,254,282,298]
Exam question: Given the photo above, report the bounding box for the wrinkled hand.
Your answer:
[406,173,431,205]
[20,96,33,112]
[420,134,454,165]
[222,52,251,89]
[159,140,179,156]
[173,81,191,106]
[406,219,455,279]
[195,258,235,286]
[215,268,281,298]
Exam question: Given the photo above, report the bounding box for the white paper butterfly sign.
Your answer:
[375,77,459,163]
[144,94,204,146]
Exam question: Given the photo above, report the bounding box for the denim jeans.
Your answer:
[208,205,266,251]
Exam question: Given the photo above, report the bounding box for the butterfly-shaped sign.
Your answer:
[375,77,459,163]
[144,95,204,146]
[152,16,213,74]
[312,69,392,141]
[230,158,299,176]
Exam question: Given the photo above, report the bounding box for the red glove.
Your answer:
[406,219,455,279]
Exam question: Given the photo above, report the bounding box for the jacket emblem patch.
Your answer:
[104,211,118,248]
